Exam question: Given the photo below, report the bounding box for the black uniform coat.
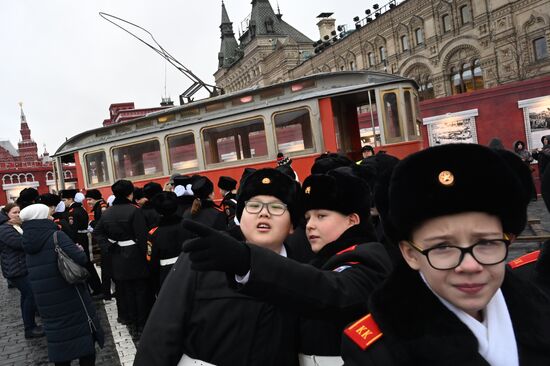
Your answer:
[141,201,161,230]
[21,219,104,363]
[147,214,192,292]
[89,199,107,228]
[509,239,550,300]
[183,200,227,231]
[52,212,75,241]
[235,224,393,356]
[220,191,237,227]
[342,264,550,365]
[134,247,300,366]
[93,198,149,280]
[175,195,195,218]
[67,202,89,246]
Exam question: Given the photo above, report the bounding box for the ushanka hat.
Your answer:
[60,189,77,199]
[85,189,102,200]
[112,180,134,198]
[143,182,163,200]
[152,191,179,216]
[387,143,527,242]
[236,168,302,227]
[191,176,214,200]
[302,167,371,222]
[38,193,61,208]
[218,176,237,191]
[16,188,39,209]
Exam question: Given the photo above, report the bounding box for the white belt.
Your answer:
[77,229,89,234]
[159,256,178,266]
[299,354,343,366]
[107,238,136,247]
[178,354,216,366]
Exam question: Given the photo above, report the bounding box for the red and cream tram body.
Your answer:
[52,71,423,199]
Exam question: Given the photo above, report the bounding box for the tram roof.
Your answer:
[53,71,417,157]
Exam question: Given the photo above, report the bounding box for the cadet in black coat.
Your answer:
[183,176,226,230]
[183,168,392,363]
[218,176,238,228]
[135,169,302,366]
[173,175,195,217]
[146,191,192,294]
[61,189,102,295]
[342,144,550,365]
[141,182,162,229]
[93,180,152,328]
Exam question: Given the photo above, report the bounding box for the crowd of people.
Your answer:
[1,143,550,365]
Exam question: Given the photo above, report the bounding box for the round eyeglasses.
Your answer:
[408,238,511,270]
[244,201,287,216]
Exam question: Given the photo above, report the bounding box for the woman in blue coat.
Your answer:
[20,204,104,366]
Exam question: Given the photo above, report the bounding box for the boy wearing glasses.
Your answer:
[135,168,301,366]
[342,144,550,365]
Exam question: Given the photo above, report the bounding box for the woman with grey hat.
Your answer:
[342,143,550,365]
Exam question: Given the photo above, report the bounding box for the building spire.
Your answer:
[17,102,38,161]
[218,1,240,69]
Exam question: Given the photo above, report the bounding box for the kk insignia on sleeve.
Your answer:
[508,250,540,269]
[344,313,383,350]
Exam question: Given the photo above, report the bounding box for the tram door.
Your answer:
[330,90,378,161]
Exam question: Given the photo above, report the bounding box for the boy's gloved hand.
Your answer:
[182,219,250,275]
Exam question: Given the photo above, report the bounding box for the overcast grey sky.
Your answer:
[1,0,375,155]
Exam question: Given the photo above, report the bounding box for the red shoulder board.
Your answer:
[344,313,383,350]
[337,245,358,255]
[508,250,540,269]
[148,226,159,235]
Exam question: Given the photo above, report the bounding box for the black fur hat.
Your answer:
[112,180,134,198]
[85,189,102,200]
[494,149,535,206]
[192,176,214,200]
[388,144,527,242]
[173,175,193,187]
[38,193,61,208]
[133,187,145,201]
[310,153,353,175]
[60,189,77,199]
[143,182,163,200]
[302,168,371,222]
[218,176,237,191]
[16,188,39,209]
[236,168,302,227]
[152,191,179,216]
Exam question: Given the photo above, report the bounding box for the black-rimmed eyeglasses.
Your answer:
[244,201,287,216]
[408,237,511,270]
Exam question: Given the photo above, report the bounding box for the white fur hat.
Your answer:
[20,204,50,222]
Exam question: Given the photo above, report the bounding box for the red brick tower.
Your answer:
[17,102,38,162]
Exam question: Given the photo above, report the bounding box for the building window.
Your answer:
[368,52,376,67]
[442,14,452,33]
[415,28,424,45]
[379,47,386,63]
[450,59,484,95]
[84,151,109,184]
[202,118,268,165]
[167,132,198,171]
[419,80,434,101]
[460,5,471,25]
[534,37,549,61]
[401,35,410,51]
[350,61,356,70]
[274,108,314,154]
[112,140,162,179]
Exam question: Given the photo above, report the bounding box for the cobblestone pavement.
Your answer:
[1,200,549,365]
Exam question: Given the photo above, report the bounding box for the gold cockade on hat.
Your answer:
[305,186,311,194]
[438,170,454,186]
[262,177,271,184]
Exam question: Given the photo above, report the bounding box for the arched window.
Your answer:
[442,14,452,33]
[350,61,356,70]
[473,59,483,89]
[460,5,471,25]
[461,62,473,90]
[401,35,410,51]
[379,47,386,63]
[368,52,376,67]
[450,59,484,95]
[26,173,34,182]
[415,28,424,45]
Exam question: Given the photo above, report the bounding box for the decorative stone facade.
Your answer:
[216,0,550,100]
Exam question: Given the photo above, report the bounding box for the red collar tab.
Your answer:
[337,245,358,256]
[344,313,383,350]
[508,250,541,269]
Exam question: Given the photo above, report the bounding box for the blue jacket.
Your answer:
[22,219,104,363]
[0,221,27,279]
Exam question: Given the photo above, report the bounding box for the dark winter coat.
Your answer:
[235,224,392,356]
[93,198,149,280]
[341,264,550,365]
[67,202,89,246]
[134,247,300,366]
[183,200,227,230]
[0,223,27,279]
[21,219,104,363]
[509,239,550,300]
[220,192,237,227]
[141,201,161,230]
[532,135,550,175]
[147,214,192,293]
[175,195,195,218]
[89,199,107,228]
[52,212,75,241]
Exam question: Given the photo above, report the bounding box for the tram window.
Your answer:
[85,151,110,185]
[382,92,402,141]
[274,108,314,154]
[202,118,268,165]
[357,90,380,147]
[112,140,163,179]
[205,102,226,113]
[167,133,198,171]
[404,90,419,138]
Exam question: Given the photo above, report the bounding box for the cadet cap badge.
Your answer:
[305,186,311,194]
[262,177,271,184]
[438,170,454,186]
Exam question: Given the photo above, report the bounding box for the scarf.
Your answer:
[421,273,519,366]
